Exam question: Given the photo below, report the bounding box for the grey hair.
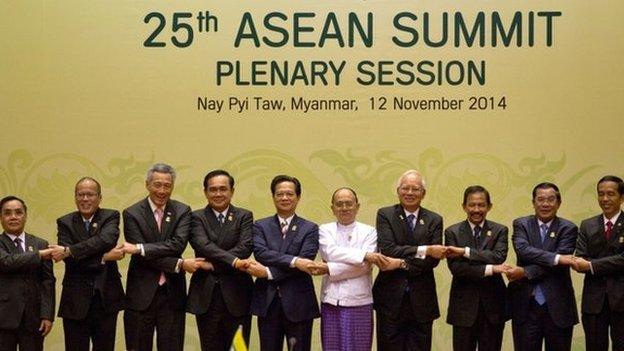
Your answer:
[146,163,176,183]
[396,169,427,190]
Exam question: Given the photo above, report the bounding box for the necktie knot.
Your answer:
[217,213,225,224]
[607,221,614,230]
[474,226,482,237]
[14,237,24,253]
[540,223,549,233]
[605,220,614,240]
[280,220,289,237]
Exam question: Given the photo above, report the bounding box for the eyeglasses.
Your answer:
[398,186,424,194]
[75,192,99,199]
[535,196,558,205]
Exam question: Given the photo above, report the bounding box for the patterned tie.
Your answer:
[14,237,24,253]
[534,223,549,305]
[281,220,289,238]
[218,213,225,226]
[473,226,482,246]
[154,208,166,286]
[605,221,614,241]
[407,214,416,231]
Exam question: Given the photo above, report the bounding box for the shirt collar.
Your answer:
[537,218,553,228]
[212,207,229,219]
[337,221,357,232]
[604,211,621,225]
[278,214,295,225]
[468,220,485,231]
[147,197,163,213]
[6,232,26,242]
[403,208,420,219]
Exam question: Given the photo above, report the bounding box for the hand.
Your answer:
[445,246,466,258]
[380,257,404,271]
[294,258,316,274]
[181,258,205,273]
[246,261,268,278]
[48,244,69,262]
[504,266,526,281]
[234,258,253,271]
[572,257,591,273]
[102,244,125,261]
[426,245,447,259]
[558,254,575,266]
[364,252,391,269]
[308,262,329,275]
[122,242,140,255]
[38,248,54,260]
[492,263,512,274]
[199,261,214,271]
[39,319,52,337]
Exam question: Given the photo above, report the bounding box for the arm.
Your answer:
[0,247,41,272]
[39,244,56,321]
[323,225,377,281]
[141,206,192,259]
[445,228,486,281]
[376,210,418,258]
[59,211,120,261]
[468,226,508,264]
[512,219,557,267]
[404,215,443,277]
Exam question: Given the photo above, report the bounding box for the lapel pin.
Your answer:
[486,230,492,237]
[28,246,34,252]
[419,219,424,225]
[228,214,233,221]
[550,232,556,238]
[399,215,404,220]
[292,225,297,231]
[619,237,623,243]
[165,216,171,222]
[619,223,622,227]
[92,222,98,229]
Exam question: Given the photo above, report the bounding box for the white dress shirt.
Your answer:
[319,221,377,307]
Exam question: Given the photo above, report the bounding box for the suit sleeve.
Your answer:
[445,227,486,281]
[58,212,120,271]
[376,210,418,258]
[404,215,443,277]
[123,209,183,272]
[0,247,41,272]
[141,206,191,259]
[321,225,376,281]
[38,240,55,321]
[468,226,508,264]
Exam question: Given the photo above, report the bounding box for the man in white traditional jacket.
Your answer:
[314,187,396,351]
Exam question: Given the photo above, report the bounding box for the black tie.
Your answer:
[474,226,482,245]
[217,213,225,226]
[407,214,416,231]
[14,237,24,253]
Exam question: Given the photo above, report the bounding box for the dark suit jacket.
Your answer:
[187,205,254,317]
[250,214,320,322]
[372,205,443,322]
[445,220,508,327]
[508,215,578,328]
[0,233,55,330]
[123,198,191,311]
[576,211,624,314]
[57,208,124,320]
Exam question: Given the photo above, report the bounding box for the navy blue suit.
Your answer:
[509,215,578,351]
[251,214,320,351]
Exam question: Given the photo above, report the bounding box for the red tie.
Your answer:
[605,221,614,241]
[155,208,166,285]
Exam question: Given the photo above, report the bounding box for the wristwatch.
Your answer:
[400,259,408,270]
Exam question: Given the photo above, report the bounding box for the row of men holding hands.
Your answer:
[0,164,622,351]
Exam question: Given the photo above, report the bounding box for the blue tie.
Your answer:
[534,223,549,305]
[217,213,224,226]
[85,220,90,233]
[474,226,482,245]
[407,214,415,231]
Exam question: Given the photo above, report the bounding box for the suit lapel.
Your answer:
[528,217,544,249]
[542,218,560,251]
[72,212,90,241]
[280,215,298,252]
[608,211,624,246]
[140,199,160,242]
[479,221,492,250]
[202,207,220,243]
[160,202,174,240]
[218,207,237,246]
[393,205,412,244]
[0,233,19,253]
[412,209,428,244]
[460,221,477,248]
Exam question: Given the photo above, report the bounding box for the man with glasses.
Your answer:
[187,170,254,350]
[0,195,55,351]
[373,170,445,351]
[507,182,578,351]
[48,177,125,351]
[249,175,321,351]
[121,163,201,351]
[573,175,624,351]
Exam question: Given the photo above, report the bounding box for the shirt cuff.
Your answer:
[232,258,238,268]
[415,246,427,260]
[174,259,182,273]
[484,264,493,276]
[589,261,594,275]
[290,257,298,268]
[266,267,274,280]
[464,247,471,259]
[138,243,145,256]
[554,254,560,265]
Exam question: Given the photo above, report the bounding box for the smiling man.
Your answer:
[50,177,125,351]
[0,196,55,351]
[187,170,254,351]
[444,185,509,351]
[249,175,321,351]
[507,182,578,351]
[121,163,197,351]
[574,175,624,351]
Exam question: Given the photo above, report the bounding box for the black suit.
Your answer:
[57,208,124,351]
[123,198,191,351]
[509,215,578,351]
[372,205,443,351]
[445,220,508,351]
[576,211,624,351]
[187,205,254,351]
[0,233,55,351]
